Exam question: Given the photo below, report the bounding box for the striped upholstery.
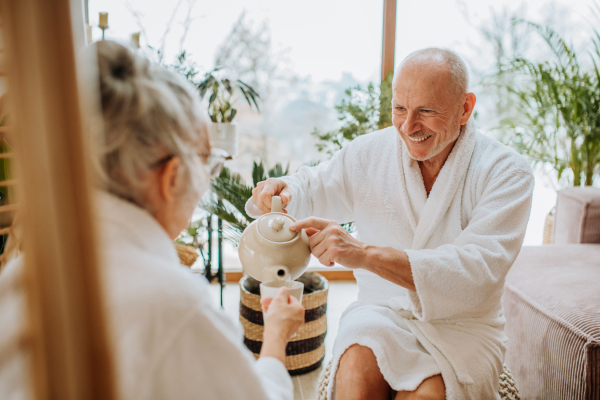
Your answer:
[503,245,600,400]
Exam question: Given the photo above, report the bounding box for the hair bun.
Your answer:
[95,40,138,82]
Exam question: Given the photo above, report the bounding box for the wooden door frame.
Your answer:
[0,0,116,398]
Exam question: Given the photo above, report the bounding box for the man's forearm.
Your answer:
[362,245,416,292]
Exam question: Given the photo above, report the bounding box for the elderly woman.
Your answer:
[0,41,303,400]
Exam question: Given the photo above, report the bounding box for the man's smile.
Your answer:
[407,134,433,143]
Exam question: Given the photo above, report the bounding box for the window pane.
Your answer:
[89,0,384,270]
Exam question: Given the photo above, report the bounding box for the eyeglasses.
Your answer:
[205,148,229,178]
[150,148,230,178]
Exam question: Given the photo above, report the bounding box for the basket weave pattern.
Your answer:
[239,274,329,375]
[316,359,520,400]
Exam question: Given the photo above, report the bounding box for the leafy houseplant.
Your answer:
[161,52,261,157]
[198,68,260,123]
[196,68,259,158]
[312,71,394,156]
[495,22,600,187]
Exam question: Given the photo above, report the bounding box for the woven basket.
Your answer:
[316,359,520,400]
[174,244,199,267]
[239,272,329,375]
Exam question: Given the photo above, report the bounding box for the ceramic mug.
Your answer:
[260,280,304,338]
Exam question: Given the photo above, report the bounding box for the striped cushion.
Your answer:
[503,245,600,399]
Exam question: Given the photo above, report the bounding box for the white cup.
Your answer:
[259,280,304,303]
[260,280,304,339]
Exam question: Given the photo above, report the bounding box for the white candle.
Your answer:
[131,32,140,49]
[99,12,108,28]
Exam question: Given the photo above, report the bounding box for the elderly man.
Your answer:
[249,48,534,400]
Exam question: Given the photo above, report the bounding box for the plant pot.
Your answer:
[174,244,199,267]
[239,272,329,375]
[208,122,238,157]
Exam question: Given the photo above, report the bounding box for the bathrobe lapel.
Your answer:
[409,120,477,250]
[395,134,426,235]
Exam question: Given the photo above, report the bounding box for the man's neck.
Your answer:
[418,139,457,196]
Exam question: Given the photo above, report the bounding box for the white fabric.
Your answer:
[247,119,534,399]
[0,192,293,400]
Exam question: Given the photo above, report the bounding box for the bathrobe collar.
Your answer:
[96,191,180,265]
[396,119,477,250]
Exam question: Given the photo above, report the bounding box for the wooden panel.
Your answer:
[0,0,116,399]
[0,203,17,213]
[221,268,356,283]
[381,0,397,82]
[0,178,16,186]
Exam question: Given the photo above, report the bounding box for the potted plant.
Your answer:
[198,68,260,157]
[493,22,600,242]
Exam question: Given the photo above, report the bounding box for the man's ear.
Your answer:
[158,157,182,203]
[460,92,476,125]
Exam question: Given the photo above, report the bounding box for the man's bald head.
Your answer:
[393,48,469,101]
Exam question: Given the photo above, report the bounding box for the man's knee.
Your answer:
[394,375,445,400]
[336,344,388,399]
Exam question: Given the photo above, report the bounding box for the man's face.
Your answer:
[391,62,465,162]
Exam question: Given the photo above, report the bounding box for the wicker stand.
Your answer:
[239,272,329,375]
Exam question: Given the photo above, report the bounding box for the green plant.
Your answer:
[495,21,600,187]
[158,50,261,123]
[198,160,355,246]
[312,71,394,156]
[198,68,260,123]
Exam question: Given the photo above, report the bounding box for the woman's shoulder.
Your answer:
[102,250,227,339]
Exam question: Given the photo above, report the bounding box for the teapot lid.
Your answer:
[258,213,297,242]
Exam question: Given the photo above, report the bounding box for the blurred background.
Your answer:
[85,0,600,269]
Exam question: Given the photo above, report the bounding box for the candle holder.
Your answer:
[98,12,109,40]
[99,24,109,40]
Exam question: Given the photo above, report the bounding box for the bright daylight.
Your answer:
[0,0,599,399]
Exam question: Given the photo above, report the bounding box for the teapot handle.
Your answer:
[271,196,283,213]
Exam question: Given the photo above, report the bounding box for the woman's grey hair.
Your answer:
[396,47,470,100]
[93,40,208,208]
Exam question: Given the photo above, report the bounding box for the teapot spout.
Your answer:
[270,266,289,282]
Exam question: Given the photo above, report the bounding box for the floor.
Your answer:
[207,280,359,400]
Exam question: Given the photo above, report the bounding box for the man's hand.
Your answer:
[290,217,369,269]
[252,178,292,215]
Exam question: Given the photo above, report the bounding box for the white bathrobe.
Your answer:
[249,120,534,399]
[0,193,293,400]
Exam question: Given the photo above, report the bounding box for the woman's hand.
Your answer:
[259,287,305,364]
[251,178,292,215]
[290,217,369,269]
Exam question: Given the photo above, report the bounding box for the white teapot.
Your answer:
[238,196,311,282]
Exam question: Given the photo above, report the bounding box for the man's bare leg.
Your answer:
[394,375,446,400]
[335,344,390,400]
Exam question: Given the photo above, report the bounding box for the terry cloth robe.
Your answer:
[0,193,293,400]
[246,119,534,400]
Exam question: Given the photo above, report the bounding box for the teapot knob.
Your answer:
[272,217,285,231]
